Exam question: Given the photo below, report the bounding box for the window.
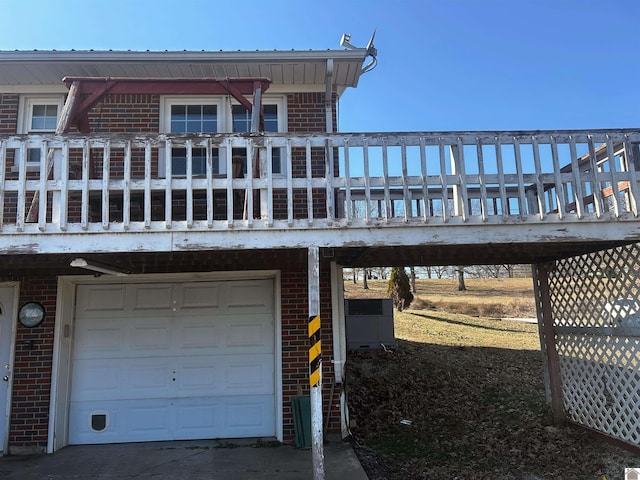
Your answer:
[17,96,64,170]
[160,96,286,177]
[169,104,218,176]
[231,104,283,175]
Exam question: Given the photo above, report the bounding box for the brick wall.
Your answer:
[287,92,337,133]
[8,275,56,450]
[85,94,159,134]
[0,94,18,134]
[4,250,340,449]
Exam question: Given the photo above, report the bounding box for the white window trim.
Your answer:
[16,95,64,172]
[159,95,287,177]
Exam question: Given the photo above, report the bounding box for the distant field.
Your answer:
[344,277,537,319]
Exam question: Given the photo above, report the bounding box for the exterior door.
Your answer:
[0,286,17,454]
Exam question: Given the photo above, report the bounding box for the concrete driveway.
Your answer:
[0,440,369,480]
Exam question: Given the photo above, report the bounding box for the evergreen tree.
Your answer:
[387,267,414,311]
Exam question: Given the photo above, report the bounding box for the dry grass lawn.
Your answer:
[344,277,640,479]
[345,277,537,319]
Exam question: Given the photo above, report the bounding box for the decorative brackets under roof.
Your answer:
[61,77,271,133]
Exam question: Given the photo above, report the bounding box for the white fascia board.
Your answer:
[0,85,68,94]
[0,49,367,63]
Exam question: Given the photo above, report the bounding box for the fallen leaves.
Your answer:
[346,312,640,479]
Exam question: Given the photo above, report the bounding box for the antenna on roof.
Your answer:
[362,30,378,74]
[365,29,377,57]
[338,31,378,74]
[339,33,357,50]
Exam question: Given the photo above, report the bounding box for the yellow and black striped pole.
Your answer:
[308,246,325,480]
[309,314,321,388]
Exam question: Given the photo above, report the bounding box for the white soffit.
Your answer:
[0,50,368,95]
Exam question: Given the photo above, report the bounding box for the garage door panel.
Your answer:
[176,360,219,393]
[71,359,121,400]
[224,355,274,394]
[70,278,276,444]
[131,321,171,351]
[227,281,273,312]
[127,403,172,436]
[178,283,222,309]
[226,318,272,349]
[74,325,123,355]
[70,396,275,444]
[72,357,174,401]
[130,284,174,310]
[76,284,126,312]
[177,318,221,350]
[175,314,273,354]
[69,399,173,445]
[223,396,275,436]
[175,354,273,397]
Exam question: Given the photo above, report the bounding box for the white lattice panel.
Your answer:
[541,244,640,447]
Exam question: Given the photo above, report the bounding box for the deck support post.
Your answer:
[308,246,325,480]
[533,263,565,425]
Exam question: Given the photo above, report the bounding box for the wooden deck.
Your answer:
[0,129,639,260]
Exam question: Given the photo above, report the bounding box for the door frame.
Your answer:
[48,270,282,453]
[0,283,19,455]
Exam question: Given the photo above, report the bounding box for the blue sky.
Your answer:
[1,0,637,132]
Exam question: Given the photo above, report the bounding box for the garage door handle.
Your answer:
[2,375,8,382]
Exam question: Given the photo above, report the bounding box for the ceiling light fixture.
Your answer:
[70,258,128,276]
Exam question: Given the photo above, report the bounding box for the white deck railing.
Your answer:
[0,129,638,234]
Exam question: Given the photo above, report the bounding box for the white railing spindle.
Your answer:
[306,139,313,225]
[0,140,5,230]
[38,140,49,231]
[81,140,90,230]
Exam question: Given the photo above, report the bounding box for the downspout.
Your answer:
[330,262,349,438]
[325,58,351,439]
[325,58,334,133]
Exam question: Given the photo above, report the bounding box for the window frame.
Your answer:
[227,97,287,177]
[159,95,287,177]
[159,96,224,177]
[16,95,64,172]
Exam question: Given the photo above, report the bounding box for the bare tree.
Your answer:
[410,266,417,293]
[457,266,467,291]
[363,268,369,290]
[433,265,449,279]
[504,264,515,278]
[373,267,389,280]
[475,265,503,278]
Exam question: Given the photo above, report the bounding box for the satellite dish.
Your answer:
[362,29,378,73]
[365,29,377,57]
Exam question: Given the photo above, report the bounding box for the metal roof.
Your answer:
[0,49,369,95]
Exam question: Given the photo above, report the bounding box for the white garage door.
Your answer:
[68,279,275,445]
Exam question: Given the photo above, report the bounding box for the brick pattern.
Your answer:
[287,92,337,133]
[85,94,160,134]
[4,250,340,449]
[0,94,18,134]
[8,275,57,449]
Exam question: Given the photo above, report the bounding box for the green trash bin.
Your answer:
[291,395,312,448]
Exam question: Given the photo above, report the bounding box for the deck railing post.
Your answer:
[51,143,63,229]
[533,263,565,425]
[449,141,467,220]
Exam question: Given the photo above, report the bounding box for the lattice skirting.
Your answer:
[537,243,640,447]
